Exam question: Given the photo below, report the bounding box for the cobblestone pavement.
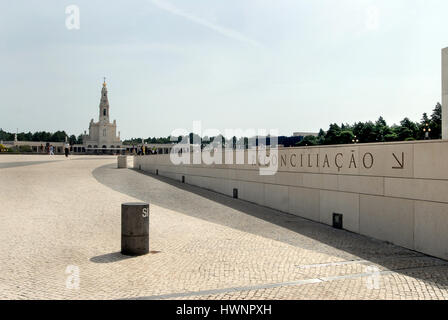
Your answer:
[0,154,447,300]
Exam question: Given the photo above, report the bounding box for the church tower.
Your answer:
[83,78,122,153]
[99,77,110,123]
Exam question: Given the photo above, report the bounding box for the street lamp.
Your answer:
[352,135,359,144]
[423,123,431,140]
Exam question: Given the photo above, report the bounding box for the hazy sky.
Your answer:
[1,0,447,139]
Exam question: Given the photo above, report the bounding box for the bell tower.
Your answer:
[99,77,110,123]
[84,77,122,152]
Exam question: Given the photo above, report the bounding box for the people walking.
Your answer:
[49,145,54,156]
[64,142,70,158]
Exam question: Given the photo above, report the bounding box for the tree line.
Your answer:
[3,102,442,148]
[0,129,83,145]
[124,103,442,147]
[298,103,441,146]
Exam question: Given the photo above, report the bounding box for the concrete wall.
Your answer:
[134,140,448,260]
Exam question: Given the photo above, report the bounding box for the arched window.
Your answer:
[103,128,106,136]
[103,109,106,116]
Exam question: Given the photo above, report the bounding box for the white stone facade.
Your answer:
[84,81,122,150]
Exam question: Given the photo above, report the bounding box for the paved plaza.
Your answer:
[0,154,448,300]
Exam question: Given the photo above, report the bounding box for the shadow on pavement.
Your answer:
[90,252,137,264]
[92,163,448,288]
[0,160,61,169]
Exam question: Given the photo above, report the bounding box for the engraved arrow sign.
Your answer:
[392,152,404,169]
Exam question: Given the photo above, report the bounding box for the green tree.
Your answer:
[31,131,50,142]
[374,117,391,142]
[421,112,430,124]
[396,117,418,140]
[430,103,442,139]
[417,112,430,140]
[0,129,14,141]
[69,135,77,145]
[376,116,387,127]
[338,130,355,144]
[384,133,399,142]
[353,121,376,143]
[188,133,202,144]
[296,135,318,146]
[51,131,67,142]
[18,132,33,141]
[317,129,326,145]
[323,123,342,145]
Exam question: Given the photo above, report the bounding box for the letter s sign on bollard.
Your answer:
[142,207,149,218]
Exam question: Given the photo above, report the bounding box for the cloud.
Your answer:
[150,0,262,47]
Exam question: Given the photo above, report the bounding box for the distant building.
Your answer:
[2,79,125,154]
[293,132,319,138]
[1,139,66,154]
[83,79,123,153]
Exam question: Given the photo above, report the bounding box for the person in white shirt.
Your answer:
[64,143,70,157]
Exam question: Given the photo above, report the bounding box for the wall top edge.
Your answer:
[139,139,446,154]
[282,139,445,151]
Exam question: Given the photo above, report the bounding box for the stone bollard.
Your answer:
[117,155,127,168]
[121,202,150,256]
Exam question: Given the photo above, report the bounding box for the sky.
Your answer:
[1,0,447,139]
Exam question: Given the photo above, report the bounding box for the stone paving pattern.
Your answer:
[0,155,447,300]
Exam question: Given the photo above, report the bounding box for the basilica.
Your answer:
[83,79,123,153]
